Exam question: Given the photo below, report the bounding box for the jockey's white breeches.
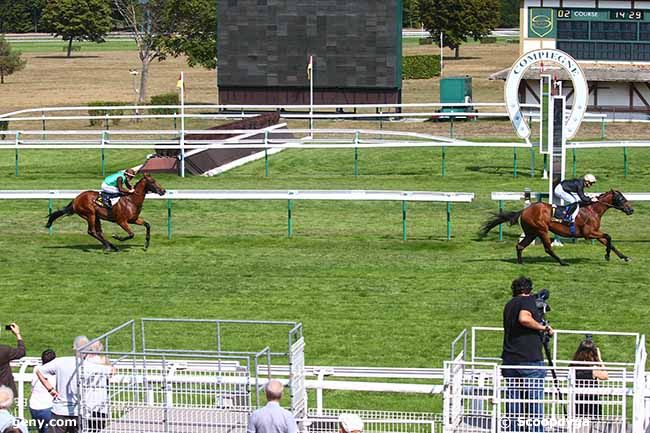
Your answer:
[553,184,580,219]
[101,183,120,194]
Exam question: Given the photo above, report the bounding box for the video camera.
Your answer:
[534,288,551,318]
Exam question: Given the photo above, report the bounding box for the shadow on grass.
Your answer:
[44,244,139,252]
[467,256,593,265]
[34,55,101,59]
[465,165,519,176]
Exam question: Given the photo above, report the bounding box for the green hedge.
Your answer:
[87,101,127,126]
[150,93,180,115]
[402,55,441,79]
[418,37,433,45]
[480,37,497,44]
[0,120,7,140]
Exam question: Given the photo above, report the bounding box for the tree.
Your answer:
[500,0,519,28]
[403,0,421,29]
[42,0,112,57]
[419,0,500,58]
[113,0,217,104]
[0,35,27,84]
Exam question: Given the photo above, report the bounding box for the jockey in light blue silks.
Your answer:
[553,173,598,234]
[98,168,137,210]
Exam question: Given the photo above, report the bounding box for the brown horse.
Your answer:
[480,190,634,265]
[45,173,166,252]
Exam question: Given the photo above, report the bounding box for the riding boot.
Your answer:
[569,222,576,236]
[101,193,113,210]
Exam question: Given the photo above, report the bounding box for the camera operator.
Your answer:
[0,324,25,396]
[501,277,553,430]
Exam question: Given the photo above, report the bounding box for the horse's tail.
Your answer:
[479,210,523,237]
[45,201,74,228]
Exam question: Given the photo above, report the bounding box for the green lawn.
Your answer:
[9,39,137,53]
[0,143,648,412]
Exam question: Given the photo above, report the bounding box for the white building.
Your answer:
[491,0,650,115]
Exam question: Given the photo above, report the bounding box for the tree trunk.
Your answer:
[455,47,460,58]
[138,59,150,105]
[67,38,73,57]
[1,71,4,84]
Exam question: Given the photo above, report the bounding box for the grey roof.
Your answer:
[489,63,650,82]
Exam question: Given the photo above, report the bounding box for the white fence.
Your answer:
[10,326,650,433]
[0,189,474,240]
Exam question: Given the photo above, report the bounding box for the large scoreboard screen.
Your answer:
[528,7,650,61]
[218,0,402,90]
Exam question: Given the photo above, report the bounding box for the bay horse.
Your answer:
[480,190,634,265]
[45,173,166,252]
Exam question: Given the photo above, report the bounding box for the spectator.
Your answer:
[570,339,608,420]
[83,341,110,433]
[501,276,554,431]
[0,324,25,396]
[36,336,112,433]
[0,386,27,433]
[29,350,57,433]
[338,413,364,433]
[247,380,297,433]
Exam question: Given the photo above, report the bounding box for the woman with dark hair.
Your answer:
[570,340,608,420]
[30,350,56,433]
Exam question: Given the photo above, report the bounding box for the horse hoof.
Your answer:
[604,255,611,261]
[623,256,631,262]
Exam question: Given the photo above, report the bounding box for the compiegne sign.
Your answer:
[505,49,588,140]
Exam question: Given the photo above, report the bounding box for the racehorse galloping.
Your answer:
[480,190,634,265]
[45,173,166,252]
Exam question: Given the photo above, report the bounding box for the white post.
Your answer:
[440,32,444,75]
[309,55,314,138]
[180,71,186,178]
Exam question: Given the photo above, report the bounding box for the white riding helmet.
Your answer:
[583,173,596,184]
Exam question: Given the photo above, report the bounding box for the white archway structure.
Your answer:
[505,49,588,140]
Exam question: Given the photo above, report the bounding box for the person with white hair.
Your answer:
[247,380,297,433]
[0,385,27,433]
[338,413,364,433]
[36,336,112,433]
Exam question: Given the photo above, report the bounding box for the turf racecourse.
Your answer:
[2,141,649,387]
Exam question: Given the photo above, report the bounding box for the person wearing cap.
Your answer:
[247,380,297,433]
[0,385,28,433]
[338,413,364,433]
[553,173,598,233]
[98,167,138,210]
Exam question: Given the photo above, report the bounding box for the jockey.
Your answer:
[553,173,598,225]
[98,168,137,209]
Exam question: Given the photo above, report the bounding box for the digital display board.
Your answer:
[528,7,650,61]
[217,0,402,90]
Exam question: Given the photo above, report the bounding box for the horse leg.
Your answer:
[539,232,568,266]
[594,232,630,262]
[132,218,152,250]
[84,215,116,251]
[516,231,536,265]
[95,217,119,252]
[113,221,135,242]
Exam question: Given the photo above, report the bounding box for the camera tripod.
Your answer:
[540,324,567,415]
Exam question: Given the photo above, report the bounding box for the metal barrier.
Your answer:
[443,361,629,433]
[74,319,303,433]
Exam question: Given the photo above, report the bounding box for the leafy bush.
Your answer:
[0,120,7,140]
[87,101,127,126]
[150,93,180,115]
[418,37,433,45]
[402,55,441,79]
[480,37,497,44]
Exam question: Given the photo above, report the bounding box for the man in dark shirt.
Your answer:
[502,277,553,432]
[0,323,25,396]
